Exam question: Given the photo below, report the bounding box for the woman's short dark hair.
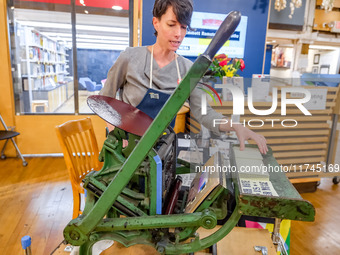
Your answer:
[153,0,193,36]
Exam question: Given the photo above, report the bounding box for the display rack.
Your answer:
[18,25,70,112]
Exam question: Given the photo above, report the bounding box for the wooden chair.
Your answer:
[56,117,102,219]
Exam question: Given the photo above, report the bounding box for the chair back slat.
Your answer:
[80,131,93,172]
[74,132,87,175]
[84,130,95,170]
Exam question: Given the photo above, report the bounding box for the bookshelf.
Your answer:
[18,25,71,112]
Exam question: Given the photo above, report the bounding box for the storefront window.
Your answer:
[7,0,129,114]
[75,2,129,113]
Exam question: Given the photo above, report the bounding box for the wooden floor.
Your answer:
[290,178,340,255]
[0,157,340,254]
[0,157,72,255]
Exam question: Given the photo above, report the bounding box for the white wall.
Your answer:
[307,48,339,74]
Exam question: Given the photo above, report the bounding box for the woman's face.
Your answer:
[153,6,187,52]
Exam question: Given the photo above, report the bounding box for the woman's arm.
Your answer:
[100,49,131,133]
[219,121,268,154]
[189,85,268,154]
[99,49,130,99]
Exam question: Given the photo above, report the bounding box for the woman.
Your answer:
[100,0,268,154]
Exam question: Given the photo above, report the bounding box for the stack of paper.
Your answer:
[234,147,269,180]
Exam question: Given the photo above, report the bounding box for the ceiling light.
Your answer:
[84,10,88,14]
[112,6,123,11]
[17,21,129,34]
[52,37,128,45]
[41,32,129,41]
[73,43,128,50]
[77,24,128,33]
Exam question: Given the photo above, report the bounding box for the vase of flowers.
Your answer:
[207,53,245,78]
[204,54,245,100]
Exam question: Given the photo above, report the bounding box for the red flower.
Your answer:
[240,59,245,71]
[219,59,228,67]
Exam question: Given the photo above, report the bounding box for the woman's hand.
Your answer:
[232,124,268,154]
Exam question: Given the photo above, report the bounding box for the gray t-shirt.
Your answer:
[100,46,225,135]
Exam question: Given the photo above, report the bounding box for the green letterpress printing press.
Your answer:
[62,12,315,254]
